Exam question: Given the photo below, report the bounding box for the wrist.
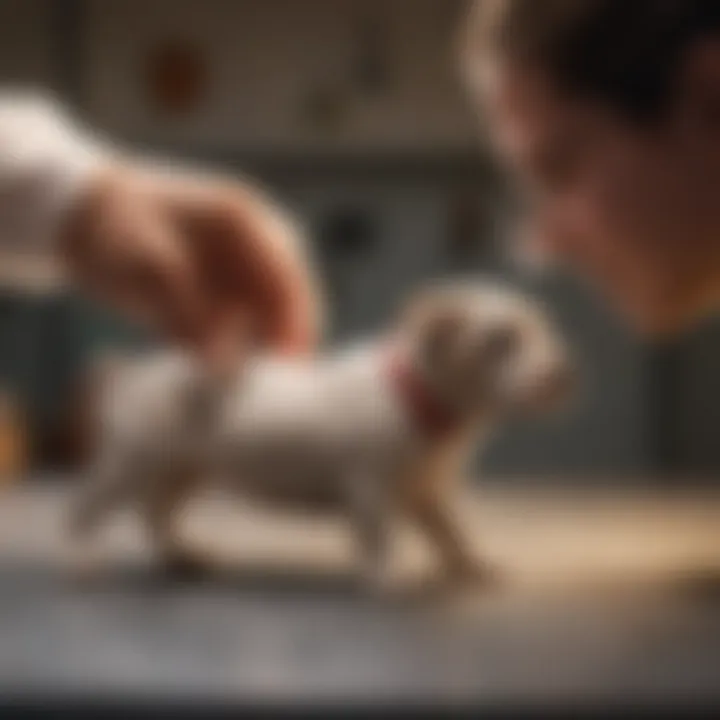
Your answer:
[56,163,128,283]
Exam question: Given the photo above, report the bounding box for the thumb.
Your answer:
[198,304,253,375]
[128,212,208,345]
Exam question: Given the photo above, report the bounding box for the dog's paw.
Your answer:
[65,505,91,541]
[160,547,216,580]
[62,542,105,587]
[357,564,395,597]
[443,557,503,590]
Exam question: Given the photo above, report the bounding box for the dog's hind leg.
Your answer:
[67,449,138,542]
[64,449,142,579]
[141,467,212,577]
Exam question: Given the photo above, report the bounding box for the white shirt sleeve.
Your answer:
[0,90,109,291]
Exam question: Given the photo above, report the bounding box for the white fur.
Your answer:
[70,280,571,589]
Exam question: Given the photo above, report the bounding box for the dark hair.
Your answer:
[467,0,720,121]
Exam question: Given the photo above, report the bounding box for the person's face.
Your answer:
[476,57,720,336]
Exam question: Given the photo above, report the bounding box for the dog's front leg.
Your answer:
[344,470,394,593]
[404,476,495,587]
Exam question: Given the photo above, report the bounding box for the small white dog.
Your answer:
[69,279,573,589]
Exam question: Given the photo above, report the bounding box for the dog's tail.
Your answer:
[65,348,133,470]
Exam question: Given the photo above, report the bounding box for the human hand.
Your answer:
[60,163,322,363]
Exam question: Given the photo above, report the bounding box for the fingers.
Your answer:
[135,223,206,345]
[200,304,252,376]
[66,192,207,346]
[202,187,322,356]
[63,167,321,359]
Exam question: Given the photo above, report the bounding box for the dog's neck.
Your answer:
[381,343,470,441]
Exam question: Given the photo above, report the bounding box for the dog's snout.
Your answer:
[516,357,576,413]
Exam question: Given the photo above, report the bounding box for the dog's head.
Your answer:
[399,280,574,422]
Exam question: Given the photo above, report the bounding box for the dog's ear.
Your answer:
[400,285,456,329]
[422,309,465,366]
[401,290,465,366]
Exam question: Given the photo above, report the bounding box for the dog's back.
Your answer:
[212,346,412,494]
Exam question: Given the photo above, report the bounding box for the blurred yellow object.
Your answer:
[0,389,28,485]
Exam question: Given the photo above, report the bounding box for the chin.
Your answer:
[624,294,714,340]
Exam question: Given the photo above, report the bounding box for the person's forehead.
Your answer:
[484,62,558,118]
[482,60,588,150]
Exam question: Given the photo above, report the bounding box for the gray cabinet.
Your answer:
[0,292,148,470]
[664,322,720,478]
[285,182,449,342]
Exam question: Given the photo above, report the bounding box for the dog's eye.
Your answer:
[423,311,464,366]
[480,325,519,365]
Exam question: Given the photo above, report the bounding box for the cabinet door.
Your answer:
[666,323,720,478]
[0,294,51,421]
[284,182,447,342]
[0,292,153,471]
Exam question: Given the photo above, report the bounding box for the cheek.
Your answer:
[581,143,664,249]
[565,144,689,293]
[596,149,714,309]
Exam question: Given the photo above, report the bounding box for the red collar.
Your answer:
[382,349,461,439]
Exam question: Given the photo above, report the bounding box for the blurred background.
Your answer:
[0,0,668,481]
[0,0,719,710]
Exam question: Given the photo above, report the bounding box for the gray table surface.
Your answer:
[0,483,719,707]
